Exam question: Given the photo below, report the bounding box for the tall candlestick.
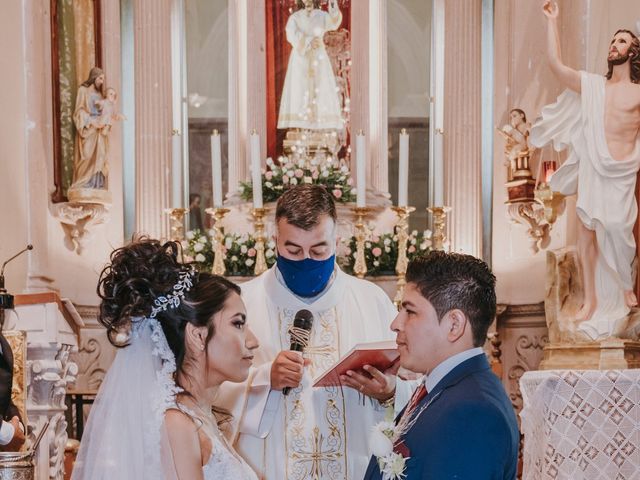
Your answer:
[211,130,223,208]
[398,129,409,207]
[356,130,366,207]
[250,130,263,208]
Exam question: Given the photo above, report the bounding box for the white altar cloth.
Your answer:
[520,369,640,480]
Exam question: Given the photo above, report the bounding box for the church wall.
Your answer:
[0,2,29,295]
[491,0,585,305]
[0,2,126,308]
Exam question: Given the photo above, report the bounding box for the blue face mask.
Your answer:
[276,253,336,297]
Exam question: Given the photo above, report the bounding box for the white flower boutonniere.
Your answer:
[369,421,409,480]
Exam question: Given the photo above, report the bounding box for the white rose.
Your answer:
[195,253,206,262]
[231,255,238,262]
[225,237,233,249]
[373,260,380,267]
[245,259,255,267]
[186,231,195,240]
[383,237,391,246]
[197,235,207,244]
[240,245,248,254]
[369,424,394,458]
[266,249,274,258]
[193,243,204,252]
[290,177,298,185]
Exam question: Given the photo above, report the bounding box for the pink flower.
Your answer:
[372,235,380,243]
[283,175,290,184]
[332,189,342,199]
[248,248,257,257]
[265,171,274,180]
[408,245,416,253]
[312,170,319,179]
[372,247,382,257]
[347,177,354,186]
[294,169,304,178]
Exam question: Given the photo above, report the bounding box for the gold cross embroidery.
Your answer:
[291,427,342,480]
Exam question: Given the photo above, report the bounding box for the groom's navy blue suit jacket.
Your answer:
[364,354,519,480]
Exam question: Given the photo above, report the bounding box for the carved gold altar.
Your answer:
[4,331,27,432]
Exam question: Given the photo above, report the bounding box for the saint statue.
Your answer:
[498,108,532,181]
[278,0,344,131]
[531,1,640,339]
[68,67,113,204]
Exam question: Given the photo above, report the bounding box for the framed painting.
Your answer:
[50,0,102,203]
[265,0,351,161]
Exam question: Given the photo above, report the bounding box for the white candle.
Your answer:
[398,128,409,207]
[211,130,223,208]
[434,132,444,206]
[356,130,366,207]
[171,132,183,208]
[250,130,263,208]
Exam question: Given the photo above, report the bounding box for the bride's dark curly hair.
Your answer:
[97,238,241,422]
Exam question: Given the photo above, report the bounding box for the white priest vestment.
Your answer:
[530,71,640,340]
[278,6,343,130]
[217,267,410,480]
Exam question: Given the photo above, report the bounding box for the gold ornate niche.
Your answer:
[4,331,27,429]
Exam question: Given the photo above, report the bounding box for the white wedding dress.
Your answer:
[167,404,258,480]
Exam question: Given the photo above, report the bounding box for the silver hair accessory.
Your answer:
[149,268,195,318]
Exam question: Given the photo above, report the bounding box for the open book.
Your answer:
[312,340,400,388]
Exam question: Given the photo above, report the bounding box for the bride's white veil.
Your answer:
[71,316,181,480]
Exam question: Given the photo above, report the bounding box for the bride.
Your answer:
[71,239,259,479]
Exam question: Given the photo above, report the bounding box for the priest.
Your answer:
[217,185,412,480]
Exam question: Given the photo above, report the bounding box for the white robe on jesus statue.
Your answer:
[278,4,344,131]
[530,71,640,340]
[217,266,412,480]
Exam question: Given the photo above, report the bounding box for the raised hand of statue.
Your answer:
[543,0,558,19]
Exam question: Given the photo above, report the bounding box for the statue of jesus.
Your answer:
[277,0,344,131]
[531,1,640,339]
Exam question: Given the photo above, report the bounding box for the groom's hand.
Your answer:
[270,351,311,391]
[340,365,396,402]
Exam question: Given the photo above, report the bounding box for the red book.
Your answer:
[312,340,400,388]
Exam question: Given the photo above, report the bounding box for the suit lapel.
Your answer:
[0,335,12,370]
[397,354,491,422]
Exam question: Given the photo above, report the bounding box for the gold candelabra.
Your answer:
[251,208,269,276]
[165,208,189,241]
[427,206,452,251]
[392,206,415,307]
[352,207,371,279]
[205,207,230,275]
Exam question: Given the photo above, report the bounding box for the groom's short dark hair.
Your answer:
[406,251,496,347]
[276,184,337,230]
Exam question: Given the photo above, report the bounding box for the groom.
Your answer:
[364,252,519,479]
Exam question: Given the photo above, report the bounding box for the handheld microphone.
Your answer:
[282,309,313,396]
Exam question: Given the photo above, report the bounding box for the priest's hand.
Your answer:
[339,365,396,403]
[270,351,311,391]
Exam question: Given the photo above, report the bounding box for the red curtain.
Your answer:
[265,1,351,161]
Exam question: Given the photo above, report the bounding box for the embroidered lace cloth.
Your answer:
[520,370,640,480]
